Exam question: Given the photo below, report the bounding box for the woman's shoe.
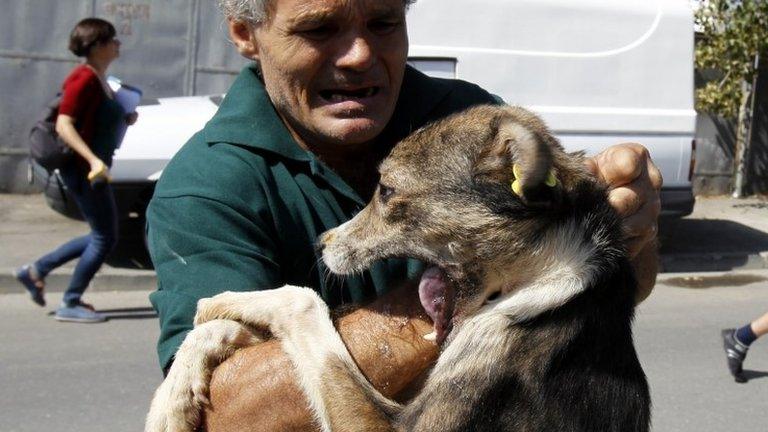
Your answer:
[55,301,106,323]
[13,265,45,307]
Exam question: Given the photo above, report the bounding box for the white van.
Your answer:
[407,0,696,216]
[40,0,695,234]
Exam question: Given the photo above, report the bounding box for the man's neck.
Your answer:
[279,114,385,201]
[304,138,383,201]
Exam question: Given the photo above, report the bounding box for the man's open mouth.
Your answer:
[319,86,380,103]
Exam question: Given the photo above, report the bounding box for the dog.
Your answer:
[145,104,650,432]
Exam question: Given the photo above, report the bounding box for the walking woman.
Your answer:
[15,18,137,322]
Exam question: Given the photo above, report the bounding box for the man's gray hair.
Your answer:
[218,0,416,24]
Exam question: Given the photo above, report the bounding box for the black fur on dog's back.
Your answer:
[396,169,650,432]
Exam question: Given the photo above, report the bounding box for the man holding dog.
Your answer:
[146,0,662,429]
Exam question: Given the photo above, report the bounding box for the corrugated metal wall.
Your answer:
[0,0,248,192]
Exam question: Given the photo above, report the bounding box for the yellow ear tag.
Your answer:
[512,164,522,180]
[511,179,523,196]
[545,170,557,187]
[511,164,556,196]
[511,164,523,196]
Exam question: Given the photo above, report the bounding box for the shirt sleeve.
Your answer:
[146,147,284,372]
[59,68,102,120]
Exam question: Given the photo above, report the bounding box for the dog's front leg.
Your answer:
[195,287,402,432]
[145,319,262,432]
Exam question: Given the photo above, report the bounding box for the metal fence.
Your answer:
[694,62,768,196]
[0,0,248,192]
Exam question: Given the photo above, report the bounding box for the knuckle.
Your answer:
[608,148,643,183]
[650,167,664,190]
[629,142,650,158]
[609,187,640,215]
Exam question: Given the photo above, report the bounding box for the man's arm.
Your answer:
[585,143,663,302]
[204,281,437,432]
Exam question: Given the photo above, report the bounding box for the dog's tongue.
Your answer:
[418,266,455,345]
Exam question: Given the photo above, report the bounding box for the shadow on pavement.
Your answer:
[741,370,768,382]
[100,306,157,320]
[659,218,768,272]
[44,307,157,320]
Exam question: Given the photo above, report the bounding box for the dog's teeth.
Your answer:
[423,331,437,341]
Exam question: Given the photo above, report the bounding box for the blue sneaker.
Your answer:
[14,265,45,307]
[55,301,106,323]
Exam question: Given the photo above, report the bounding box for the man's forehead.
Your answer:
[275,0,405,23]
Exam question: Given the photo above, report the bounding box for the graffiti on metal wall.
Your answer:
[102,2,150,36]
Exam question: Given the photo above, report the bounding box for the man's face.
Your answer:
[252,0,408,147]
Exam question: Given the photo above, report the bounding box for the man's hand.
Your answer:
[585,143,662,302]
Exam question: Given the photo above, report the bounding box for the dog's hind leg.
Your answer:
[195,287,402,432]
[144,319,262,432]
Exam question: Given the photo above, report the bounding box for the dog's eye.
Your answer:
[485,291,501,303]
[378,183,395,204]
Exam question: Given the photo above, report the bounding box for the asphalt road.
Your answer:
[1,271,767,432]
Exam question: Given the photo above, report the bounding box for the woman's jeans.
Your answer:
[34,168,118,306]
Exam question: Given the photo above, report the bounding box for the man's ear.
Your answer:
[227,19,259,60]
[475,108,560,207]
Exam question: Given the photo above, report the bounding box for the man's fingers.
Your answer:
[608,186,643,217]
[586,142,662,259]
[621,197,661,258]
[646,157,663,191]
[584,157,600,179]
[593,143,648,188]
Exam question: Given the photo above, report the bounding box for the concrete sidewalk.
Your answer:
[659,195,768,272]
[0,193,156,294]
[1,193,768,295]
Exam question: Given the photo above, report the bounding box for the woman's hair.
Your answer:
[218,0,416,24]
[68,18,116,57]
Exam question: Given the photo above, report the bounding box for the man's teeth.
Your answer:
[327,87,376,102]
[330,93,346,102]
[423,331,437,341]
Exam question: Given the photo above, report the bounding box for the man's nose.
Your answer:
[336,36,375,72]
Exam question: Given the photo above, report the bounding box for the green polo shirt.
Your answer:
[147,63,498,371]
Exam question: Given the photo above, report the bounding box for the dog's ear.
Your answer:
[474,107,561,207]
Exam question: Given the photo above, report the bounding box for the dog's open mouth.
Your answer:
[418,266,456,345]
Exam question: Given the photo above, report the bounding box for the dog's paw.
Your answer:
[194,291,240,325]
[145,366,209,432]
[146,320,261,432]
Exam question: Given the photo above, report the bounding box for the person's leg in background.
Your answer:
[15,171,93,307]
[722,311,768,383]
[51,169,118,322]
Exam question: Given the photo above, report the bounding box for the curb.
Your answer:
[2,252,767,296]
[660,251,768,273]
[1,267,157,295]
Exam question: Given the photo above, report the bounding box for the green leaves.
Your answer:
[695,0,768,117]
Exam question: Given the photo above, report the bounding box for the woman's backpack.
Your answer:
[29,94,73,172]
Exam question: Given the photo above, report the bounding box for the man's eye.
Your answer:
[378,183,395,203]
[298,25,335,40]
[369,20,401,35]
